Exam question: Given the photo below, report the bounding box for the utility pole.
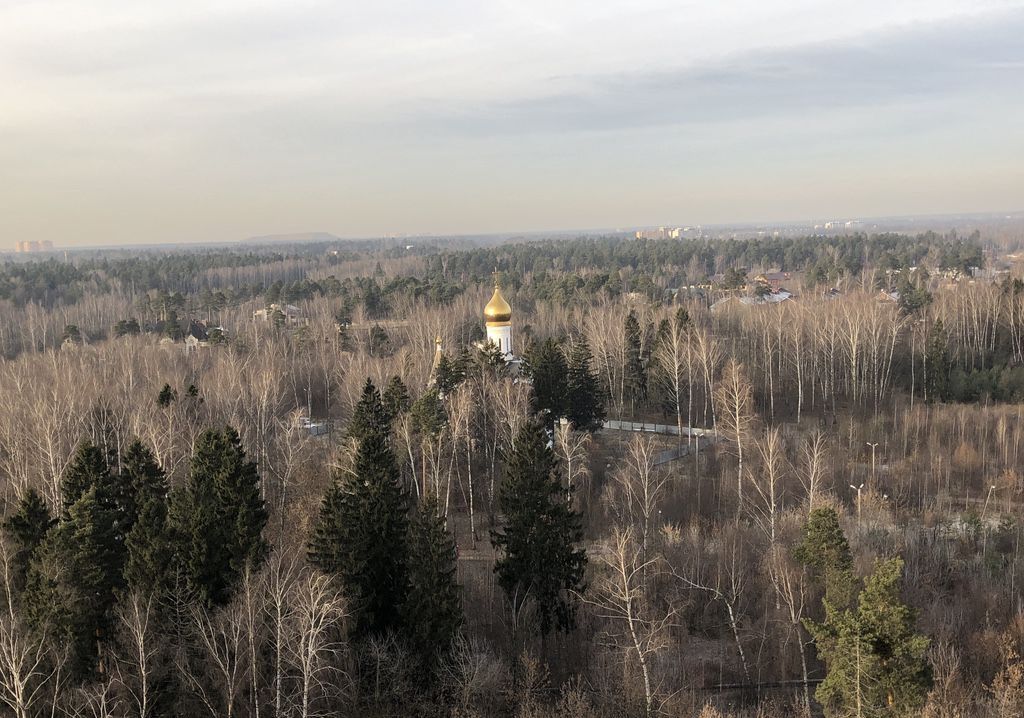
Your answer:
[850,483,865,526]
[866,442,879,484]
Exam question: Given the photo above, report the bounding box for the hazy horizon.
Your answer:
[2,0,1023,247]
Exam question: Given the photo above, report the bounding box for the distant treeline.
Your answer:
[0,231,987,315]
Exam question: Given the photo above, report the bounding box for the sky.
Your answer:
[1,0,1023,246]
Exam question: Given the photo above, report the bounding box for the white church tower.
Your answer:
[484,274,514,359]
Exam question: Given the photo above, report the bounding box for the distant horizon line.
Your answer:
[4,208,1023,253]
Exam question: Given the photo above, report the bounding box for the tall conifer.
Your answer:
[402,495,462,665]
[310,379,409,639]
[523,338,568,422]
[61,442,112,515]
[565,336,606,432]
[121,441,172,596]
[349,378,391,440]
[2,488,54,596]
[492,419,586,635]
[170,427,267,606]
[25,486,121,675]
[624,310,647,413]
[808,558,931,716]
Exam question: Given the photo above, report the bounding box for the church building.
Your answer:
[484,276,514,359]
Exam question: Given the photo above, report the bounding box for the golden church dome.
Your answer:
[484,284,512,323]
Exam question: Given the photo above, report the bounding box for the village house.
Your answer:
[253,303,305,326]
[753,271,791,292]
[184,321,208,353]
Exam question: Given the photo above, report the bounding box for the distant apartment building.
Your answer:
[14,240,54,253]
[814,220,860,231]
[635,227,685,240]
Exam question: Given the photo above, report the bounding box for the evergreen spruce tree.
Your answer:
[121,441,172,596]
[61,442,113,514]
[434,352,467,396]
[308,413,409,639]
[307,481,346,574]
[402,495,462,667]
[124,493,173,597]
[349,378,391,440]
[170,427,268,606]
[926,319,951,403]
[58,441,129,585]
[492,418,586,635]
[475,338,508,371]
[214,427,269,577]
[624,310,648,414]
[523,337,568,423]
[411,388,448,438]
[565,336,606,432]
[119,440,166,533]
[382,375,412,421]
[807,558,931,717]
[2,488,54,595]
[168,453,224,606]
[25,487,121,676]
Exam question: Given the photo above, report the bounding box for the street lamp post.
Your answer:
[866,442,879,484]
[850,483,865,525]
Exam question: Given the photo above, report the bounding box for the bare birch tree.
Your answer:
[608,436,670,582]
[113,592,163,718]
[285,570,348,718]
[583,528,675,718]
[714,360,755,522]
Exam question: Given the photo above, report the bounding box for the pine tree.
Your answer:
[309,417,409,639]
[565,336,606,432]
[524,338,568,423]
[156,383,177,408]
[402,495,462,667]
[796,507,856,611]
[2,488,54,595]
[674,307,691,330]
[348,378,391,441]
[169,427,268,606]
[807,558,931,717]
[492,419,587,635]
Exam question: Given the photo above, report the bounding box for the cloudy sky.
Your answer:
[1,0,1022,245]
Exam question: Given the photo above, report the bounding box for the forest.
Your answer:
[2,230,1024,717]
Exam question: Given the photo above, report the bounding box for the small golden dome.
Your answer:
[484,284,512,323]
